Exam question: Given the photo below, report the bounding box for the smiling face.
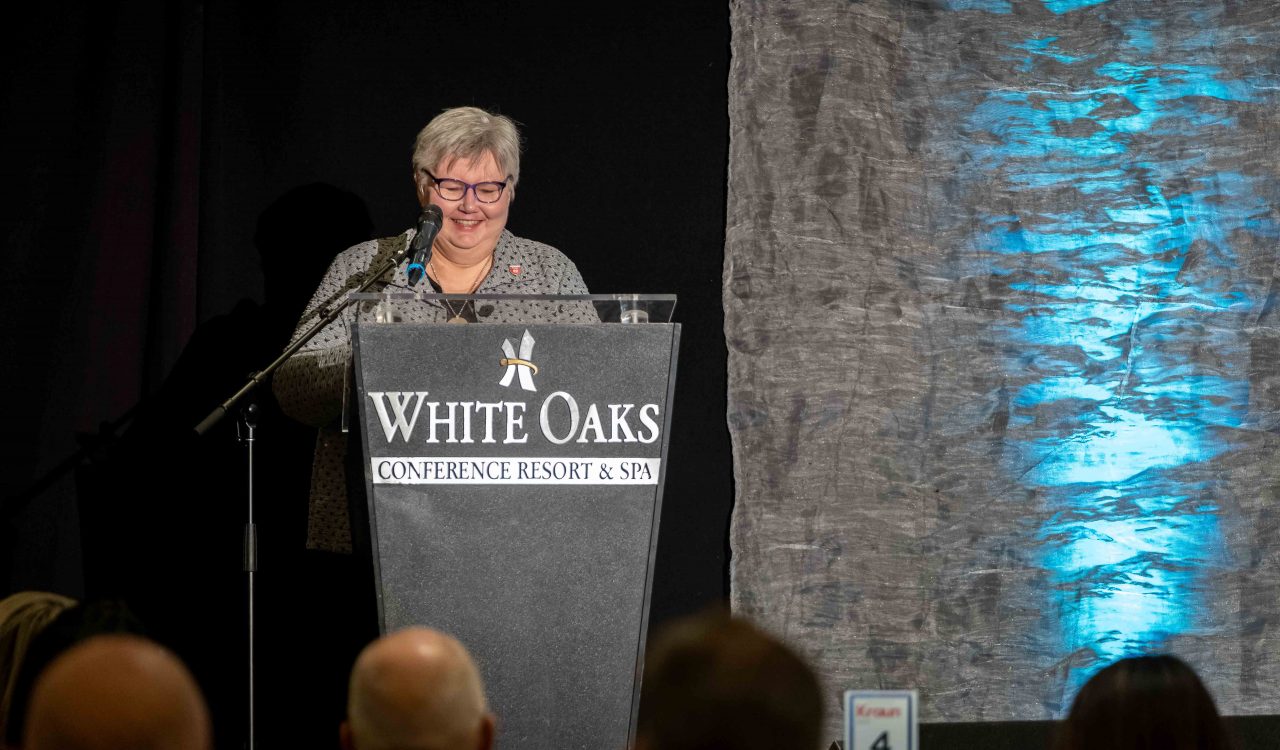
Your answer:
[415,151,510,266]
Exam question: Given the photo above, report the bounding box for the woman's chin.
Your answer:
[437,235,500,263]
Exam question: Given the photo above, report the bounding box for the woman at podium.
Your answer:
[273,106,592,554]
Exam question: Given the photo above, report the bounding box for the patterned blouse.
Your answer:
[273,228,592,552]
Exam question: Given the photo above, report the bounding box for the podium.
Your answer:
[347,293,679,749]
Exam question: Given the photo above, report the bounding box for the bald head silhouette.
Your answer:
[22,634,211,750]
[342,627,494,750]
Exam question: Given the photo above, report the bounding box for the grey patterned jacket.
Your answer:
[273,228,592,552]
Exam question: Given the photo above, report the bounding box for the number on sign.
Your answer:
[871,731,891,750]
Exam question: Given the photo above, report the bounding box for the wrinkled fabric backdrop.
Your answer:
[726,0,1280,728]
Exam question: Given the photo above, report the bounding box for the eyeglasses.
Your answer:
[422,170,509,203]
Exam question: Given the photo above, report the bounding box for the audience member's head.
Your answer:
[5,599,147,747]
[0,591,76,740]
[637,611,823,750]
[1054,654,1233,750]
[342,627,494,750]
[22,634,211,750]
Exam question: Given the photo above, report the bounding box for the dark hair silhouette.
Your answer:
[637,610,823,750]
[1054,655,1232,750]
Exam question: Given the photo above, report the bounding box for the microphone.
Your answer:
[406,204,444,286]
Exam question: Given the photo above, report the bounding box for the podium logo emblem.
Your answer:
[499,330,539,391]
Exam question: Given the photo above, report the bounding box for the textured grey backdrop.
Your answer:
[726,0,1280,728]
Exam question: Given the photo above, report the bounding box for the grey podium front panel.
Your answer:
[352,322,679,750]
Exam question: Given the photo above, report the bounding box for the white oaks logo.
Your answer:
[499,330,538,391]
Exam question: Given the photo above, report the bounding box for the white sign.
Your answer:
[844,690,917,750]
[370,457,661,485]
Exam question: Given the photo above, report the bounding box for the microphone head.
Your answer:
[420,203,444,226]
[410,205,444,252]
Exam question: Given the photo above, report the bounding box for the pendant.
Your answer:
[448,316,469,324]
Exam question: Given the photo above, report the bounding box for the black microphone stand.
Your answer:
[237,403,258,750]
[193,242,410,750]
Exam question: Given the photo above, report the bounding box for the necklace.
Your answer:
[429,256,493,323]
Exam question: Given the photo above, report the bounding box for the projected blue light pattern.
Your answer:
[952,3,1280,699]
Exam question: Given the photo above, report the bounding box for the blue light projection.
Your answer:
[953,2,1280,699]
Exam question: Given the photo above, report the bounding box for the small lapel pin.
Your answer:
[508,264,523,276]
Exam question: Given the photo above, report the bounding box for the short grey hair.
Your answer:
[411,106,522,189]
